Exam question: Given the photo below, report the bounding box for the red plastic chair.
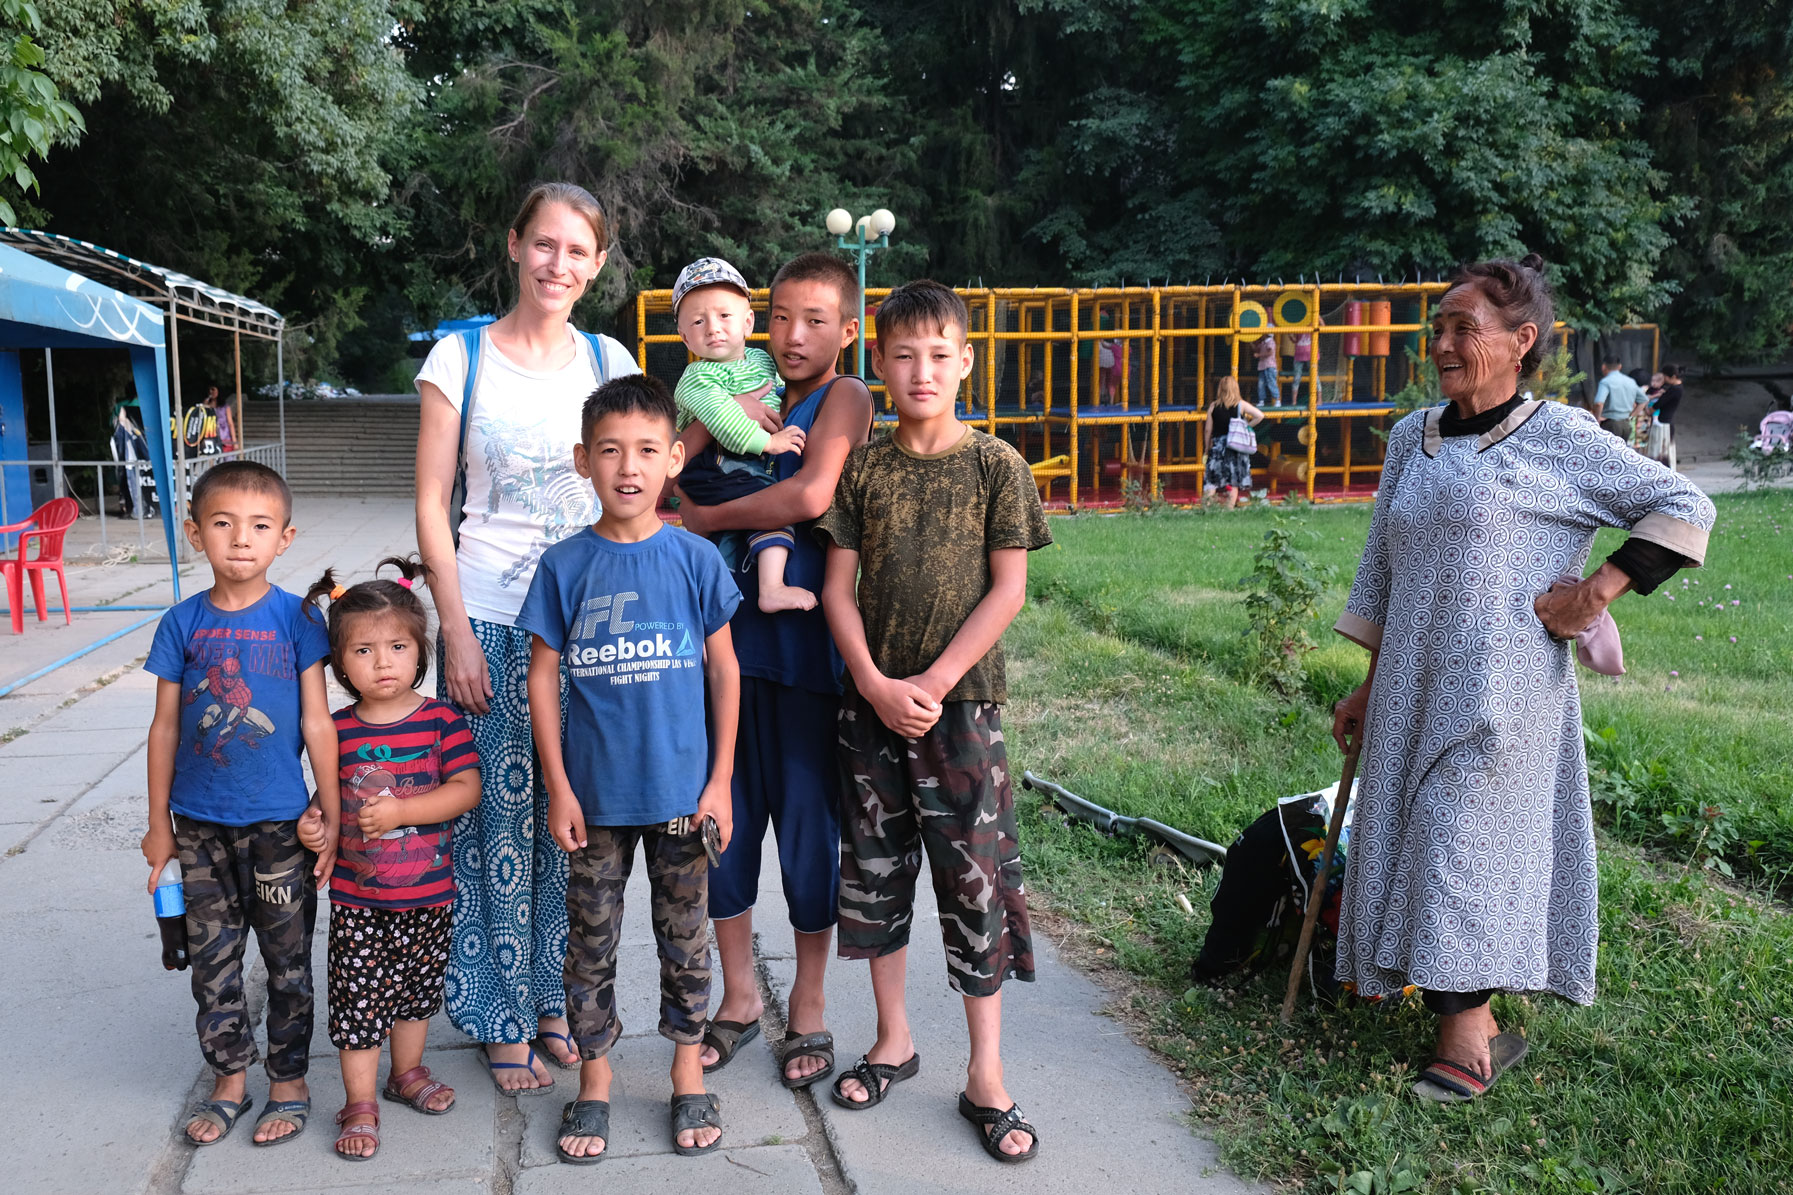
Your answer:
[0,497,79,634]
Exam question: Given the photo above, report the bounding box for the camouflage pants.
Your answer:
[565,823,711,1058]
[175,815,317,1079]
[836,696,1035,998]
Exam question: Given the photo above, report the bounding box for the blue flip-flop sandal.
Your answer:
[533,1030,581,1071]
[485,1046,554,1096]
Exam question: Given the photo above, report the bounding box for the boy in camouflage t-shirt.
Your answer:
[816,280,1051,1164]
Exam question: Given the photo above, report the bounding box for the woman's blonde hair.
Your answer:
[511,182,608,251]
[1215,375,1243,408]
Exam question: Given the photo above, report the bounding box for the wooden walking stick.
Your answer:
[1279,731,1363,1024]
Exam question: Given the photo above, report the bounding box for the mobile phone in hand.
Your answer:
[700,815,722,868]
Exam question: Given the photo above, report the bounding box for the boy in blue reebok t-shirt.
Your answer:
[517,374,741,1164]
[140,461,341,1148]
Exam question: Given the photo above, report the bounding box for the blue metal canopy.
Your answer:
[0,243,181,596]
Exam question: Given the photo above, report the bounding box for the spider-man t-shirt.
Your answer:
[146,586,331,825]
[330,699,477,910]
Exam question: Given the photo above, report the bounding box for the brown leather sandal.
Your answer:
[334,1101,381,1161]
[382,1064,456,1115]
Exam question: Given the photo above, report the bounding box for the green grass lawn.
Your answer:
[1006,492,1793,1194]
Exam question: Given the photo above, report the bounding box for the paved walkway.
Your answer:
[0,498,1255,1195]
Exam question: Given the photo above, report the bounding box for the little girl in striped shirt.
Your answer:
[299,557,481,1161]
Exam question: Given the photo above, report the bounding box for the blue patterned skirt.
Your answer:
[442,619,571,1044]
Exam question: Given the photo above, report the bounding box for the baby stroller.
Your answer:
[1750,410,1793,454]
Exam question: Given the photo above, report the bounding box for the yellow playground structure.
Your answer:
[635,283,1657,508]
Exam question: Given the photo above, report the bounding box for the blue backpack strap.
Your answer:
[450,328,483,547]
[587,330,609,383]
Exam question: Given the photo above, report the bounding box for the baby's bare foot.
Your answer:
[758,583,818,614]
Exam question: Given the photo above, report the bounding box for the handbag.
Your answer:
[1225,411,1258,455]
[449,326,613,546]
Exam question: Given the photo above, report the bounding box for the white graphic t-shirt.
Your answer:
[416,326,641,626]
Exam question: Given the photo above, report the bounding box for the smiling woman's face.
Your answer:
[1431,284,1537,411]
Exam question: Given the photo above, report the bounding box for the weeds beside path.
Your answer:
[1007,496,1793,1194]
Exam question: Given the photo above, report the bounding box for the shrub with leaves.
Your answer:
[1239,517,1334,697]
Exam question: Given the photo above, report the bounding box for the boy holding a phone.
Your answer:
[518,375,741,1164]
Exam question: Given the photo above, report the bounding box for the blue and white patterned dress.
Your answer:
[1334,401,1714,1004]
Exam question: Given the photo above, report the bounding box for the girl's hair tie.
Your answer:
[329,584,347,600]
[393,577,414,590]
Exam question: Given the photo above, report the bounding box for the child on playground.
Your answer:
[139,460,340,1149]
[671,256,813,613]
[296,558,481,1161]
[817,279,1052,1164]
[518,374,741,1164]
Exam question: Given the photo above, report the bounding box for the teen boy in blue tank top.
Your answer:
[676,253,873,1088]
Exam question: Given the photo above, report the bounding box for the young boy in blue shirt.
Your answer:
[517,374,741,1164]
[140,461,341,1148]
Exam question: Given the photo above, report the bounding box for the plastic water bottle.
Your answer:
[153,860,189,971]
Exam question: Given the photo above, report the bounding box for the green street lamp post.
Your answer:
[826,207,896,379]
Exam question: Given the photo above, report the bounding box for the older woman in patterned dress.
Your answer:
[1329,254,1715,1101]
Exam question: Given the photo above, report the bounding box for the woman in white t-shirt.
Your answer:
[415,182,640,1094]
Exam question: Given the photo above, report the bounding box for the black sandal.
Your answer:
[556,1099,610,1165]
[779,1029,836,1090]
[828,1052,920,1110]
[699,1018,760,1074]
[670,1092,723,1157]
[957,1092,1040,1164]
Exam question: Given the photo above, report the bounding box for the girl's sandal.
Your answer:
[382,1065,456,1115]
[334,1102,381,1162]
[957,1093,1040,1164]
[828,1052,920,1110]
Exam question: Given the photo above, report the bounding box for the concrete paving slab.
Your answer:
[766,910,1259,1195]
[516,1035,804,1167]
[0,837,205,1194]
[0,725,146,758]
[182,1046,496,1193]
[515,1142,821,1193]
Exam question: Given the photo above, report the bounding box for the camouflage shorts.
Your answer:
[836,695,1035,997]
[564,822,711,1057]
[175,815,317,1079]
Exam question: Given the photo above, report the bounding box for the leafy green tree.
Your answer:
[25,0,420,381]
[404,0,910,327]
[1139,0,1679,329]
[1632,0,1793,364]
[0,0,82,226]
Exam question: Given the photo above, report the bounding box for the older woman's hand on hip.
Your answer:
[1534,562,1632,641]
[443,624,494,715]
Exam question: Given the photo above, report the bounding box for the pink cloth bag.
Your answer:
[1546,576,1625,676]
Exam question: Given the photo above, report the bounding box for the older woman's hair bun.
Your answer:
[1444,255,1557,376]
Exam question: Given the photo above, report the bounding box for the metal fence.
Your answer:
[0,441,286,555]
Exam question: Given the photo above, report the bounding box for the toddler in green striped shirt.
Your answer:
[671,257,814,613]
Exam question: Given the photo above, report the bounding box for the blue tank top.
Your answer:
[732,377,866,695]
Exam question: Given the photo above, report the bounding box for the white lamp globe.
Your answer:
[871,208,896,237]
[825,208,853,236]
[856,215,874,242]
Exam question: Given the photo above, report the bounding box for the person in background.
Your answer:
[1591,355,1642,442]
[1253,331,1279,405]
[1287,330,1312,403]
[1203,376,1264,509]
[207,386,238,453]
[1650,364,1684,465]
